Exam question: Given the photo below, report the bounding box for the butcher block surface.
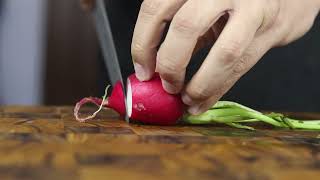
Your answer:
[0,105,319,180]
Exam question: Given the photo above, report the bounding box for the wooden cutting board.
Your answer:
[0,105,319,180]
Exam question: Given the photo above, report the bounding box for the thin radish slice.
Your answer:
[126,78,133,117]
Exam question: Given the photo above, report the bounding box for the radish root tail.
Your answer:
[74,85,110,122]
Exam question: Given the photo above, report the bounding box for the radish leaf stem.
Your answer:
[184,101,320,130]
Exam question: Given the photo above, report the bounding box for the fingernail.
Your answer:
[188,105,202,115]
[134,63,151,81]
[162,80,178,94]
[182,94,194,105]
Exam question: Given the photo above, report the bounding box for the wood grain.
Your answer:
[0,106,319,180]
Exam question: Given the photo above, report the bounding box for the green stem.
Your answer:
[183,101,320,131]
[184,108,283,127]
[282,118,320,130]
[226,123,255,130]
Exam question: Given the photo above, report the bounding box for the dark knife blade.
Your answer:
[92,0,129,122]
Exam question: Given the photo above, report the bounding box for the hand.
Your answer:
[131,0,320,115]
[80,0,94,11]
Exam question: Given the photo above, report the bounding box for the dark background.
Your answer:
[45,0,320,112]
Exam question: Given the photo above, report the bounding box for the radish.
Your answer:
[74,73,184,125]
[74,73,320,130]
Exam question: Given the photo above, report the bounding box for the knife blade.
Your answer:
[92,0,129,123]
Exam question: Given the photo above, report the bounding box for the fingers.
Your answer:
[156,0,233,94]
[80,0,95,11]
[131,0,187,81]
[191,37,271,114]
[183,8,264,114]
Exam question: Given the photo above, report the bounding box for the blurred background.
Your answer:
[0,0,100,106]
[0,0,320,112]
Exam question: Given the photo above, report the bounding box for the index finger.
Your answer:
[131,0,186,81]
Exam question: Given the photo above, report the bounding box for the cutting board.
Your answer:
[0,105,319,180]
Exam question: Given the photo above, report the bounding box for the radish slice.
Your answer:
[126,78,133,117]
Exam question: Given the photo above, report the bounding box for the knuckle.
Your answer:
[171,14,199,36]
[265,0,280,21]
[140,0,163,19]
[187,85,212,102]
[273,22,292,46]
[259,0,280,31]
[232,54,250,76]
[157,58,183,82]
[278,35,292,46]
[218,41,243,65]
[131,41,145,62]
[278,17,314,47]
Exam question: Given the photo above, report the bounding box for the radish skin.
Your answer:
[74,73,184,125]
[128,74,184,125]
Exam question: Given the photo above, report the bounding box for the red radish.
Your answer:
[74,73,184,125]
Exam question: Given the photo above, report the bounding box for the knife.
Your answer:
[92,0,129,123]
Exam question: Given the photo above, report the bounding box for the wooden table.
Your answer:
[0,106,319,180]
